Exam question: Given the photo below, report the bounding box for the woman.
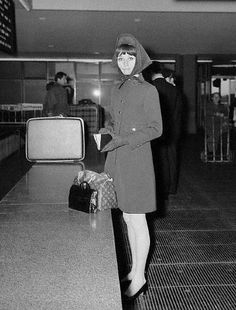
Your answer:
[101,33,163,301]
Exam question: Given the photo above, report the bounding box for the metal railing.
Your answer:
[0,104,43,124]
[201,114,233,163]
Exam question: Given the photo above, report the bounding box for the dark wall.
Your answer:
[0,61,50,104]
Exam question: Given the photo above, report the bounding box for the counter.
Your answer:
[0,164,122,310]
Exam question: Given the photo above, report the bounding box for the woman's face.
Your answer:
[117,52,136,75]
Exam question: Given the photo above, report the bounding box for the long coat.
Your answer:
[104,76,162,213]
[152,78,182,195]
[152,78,182,143]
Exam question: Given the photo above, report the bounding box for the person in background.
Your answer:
[100,33,162,302]
[44,71,69,116]
[162,68,176,86]
[229,95,236,127]
[64,76,74,105]
[205,92,229,153]
[45,81,55,91]
[147,61,183,210]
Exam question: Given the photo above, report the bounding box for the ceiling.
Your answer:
[4,1,236,62]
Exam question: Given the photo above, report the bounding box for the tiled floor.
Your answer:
[1,133,236,310]
[113,133,236,310]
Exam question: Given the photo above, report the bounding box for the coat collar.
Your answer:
[118,73,145,89]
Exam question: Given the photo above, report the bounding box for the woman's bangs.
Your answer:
[116,44,136,57]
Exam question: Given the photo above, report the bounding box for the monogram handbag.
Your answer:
[73,170,117,211]
[68,181,98,213]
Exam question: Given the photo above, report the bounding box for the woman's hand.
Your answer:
[101,135,128,152]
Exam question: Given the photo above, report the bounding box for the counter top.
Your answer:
[0,164,122,310]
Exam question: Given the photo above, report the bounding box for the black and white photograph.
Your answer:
[0,1,236,309]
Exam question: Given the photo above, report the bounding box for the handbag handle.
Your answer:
[77,162,86,181]
[79,181,91,191]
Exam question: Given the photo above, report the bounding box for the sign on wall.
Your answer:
[0,0,17,54]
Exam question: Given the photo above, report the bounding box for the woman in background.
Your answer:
[101,33,162,302]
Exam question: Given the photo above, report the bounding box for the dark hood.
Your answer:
[112,33,152,78]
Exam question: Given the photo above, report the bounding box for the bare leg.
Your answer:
[125,213,150,297]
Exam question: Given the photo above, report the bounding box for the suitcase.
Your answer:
[78,99,95,105]
[69,103,103,135]
[25,117,85,162]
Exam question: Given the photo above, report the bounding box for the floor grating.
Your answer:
[115,209,236,309]
[153,230,236,246]
[148,210,231,231]
[123,242,236,265]
[111,136,236,310]
[147,263,236,287]
[127,285,236,310]
[149,244,236,264]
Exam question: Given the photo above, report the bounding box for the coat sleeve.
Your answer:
[127,86,163,150]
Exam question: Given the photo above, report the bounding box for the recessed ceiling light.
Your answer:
[134,18,141,23]
[39,17,46,21]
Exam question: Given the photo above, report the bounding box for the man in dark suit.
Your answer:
[147,62,183,212]
[44,71,69,116]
